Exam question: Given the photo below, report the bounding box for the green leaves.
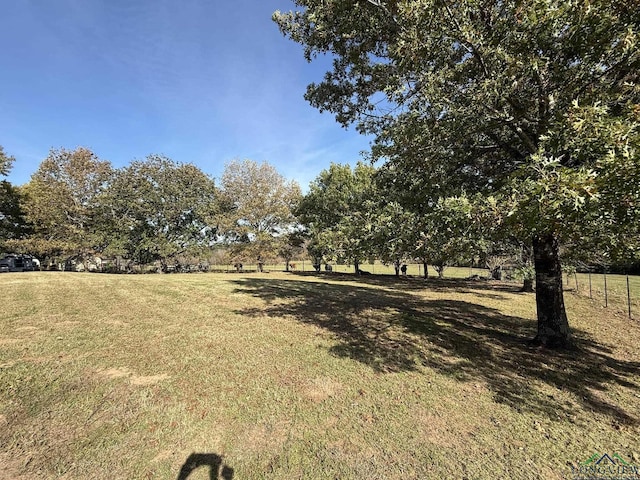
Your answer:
[0,146,28,246]
[219,159,302,262]
[16,148,113,259]
[0,146,15,177]
[102,155,219,266]
[277,0,639,261]
[298,162,378,267]
[0,182,29,245]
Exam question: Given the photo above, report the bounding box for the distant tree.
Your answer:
[220,159,301,263]
[370,200,415,276]
[420,196,475,278]
[0,146,15,177]
[278,229,307,271]
[275,0,640,347]
[100,155,219,270]
[0,146,30,247]
[305,235,331,272]
[0,184,29,247]
[298,162,377,273]
[11,148,113,263]
[372,165,434,278]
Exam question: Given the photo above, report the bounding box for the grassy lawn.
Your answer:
[1,272,639,479]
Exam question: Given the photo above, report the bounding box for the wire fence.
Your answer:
[563,271,639,320]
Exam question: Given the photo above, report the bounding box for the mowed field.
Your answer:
[1,272,639,479]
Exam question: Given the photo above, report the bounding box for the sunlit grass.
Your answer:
[1,271,639,479]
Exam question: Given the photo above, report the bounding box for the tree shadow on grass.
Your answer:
[231,277,640,426]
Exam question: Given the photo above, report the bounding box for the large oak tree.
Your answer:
[275,0,639,347]
[14,147,113,263]
[220,159,301,264]
[100,155,219,270]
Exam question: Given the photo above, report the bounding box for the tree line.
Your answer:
[0,140,637,347]
[1,146,636,280]
[0,148,303,272]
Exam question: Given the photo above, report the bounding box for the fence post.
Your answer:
[575,273,579,292]
[589,271,592,299]
[604,271,608,308]
[627,275,632,319]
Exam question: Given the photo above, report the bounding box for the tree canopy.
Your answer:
[2,149,308,271]
[0,146,29,246]
[0,146,15,177]
[100,155,219,269]
[297,162,378,272]
[13,147,113,260]
[275,0,640,346]
[220,159,302,263]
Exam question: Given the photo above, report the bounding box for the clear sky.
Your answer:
[0,0,371,189]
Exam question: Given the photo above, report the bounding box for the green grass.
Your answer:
[1,271,639,479]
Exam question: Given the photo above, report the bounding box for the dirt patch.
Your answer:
[151,450,176,463]
[0,338,21,346]
[55,321,81,328]
[237,420,292,455]
[539,465,564,480]
[15,326,39,332]
[97,367,132,379]
[459,381,490,396]
[21,355,69,365]
[130,374,170,386]
[414,407,488,448]
[0,452,33,480]
[95,368,169,386]
[300,377,344,403]
[105,320,129,327]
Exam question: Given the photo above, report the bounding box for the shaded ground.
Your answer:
[232,275,640,426]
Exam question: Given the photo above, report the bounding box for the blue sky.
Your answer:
[0,0,371,189]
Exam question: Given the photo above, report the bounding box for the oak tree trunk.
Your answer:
[531,234,571,348]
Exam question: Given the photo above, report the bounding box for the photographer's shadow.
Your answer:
[177,453,233,480]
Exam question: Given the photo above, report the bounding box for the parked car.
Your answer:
[0,254,38,272]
